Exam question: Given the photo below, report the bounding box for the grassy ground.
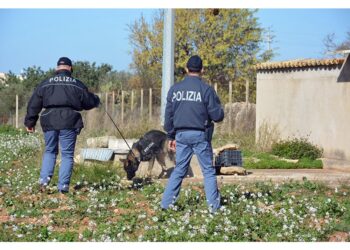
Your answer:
[0,129,349,242]
[212,132,323,169]
[243,151,323,169]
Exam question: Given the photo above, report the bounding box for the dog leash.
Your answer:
[100,102,138,160]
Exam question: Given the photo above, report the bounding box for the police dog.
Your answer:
[120,130,175,180]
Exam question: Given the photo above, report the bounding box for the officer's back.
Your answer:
[161,55,224,212]
[164,57,224,138]
[25,59,99,132]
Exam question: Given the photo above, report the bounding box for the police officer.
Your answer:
[24,57,100,193]
[161,55,224,212]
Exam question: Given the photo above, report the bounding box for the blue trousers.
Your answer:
[161,130,221,212]
[39,129,78,192]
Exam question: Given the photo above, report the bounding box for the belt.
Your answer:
[175,127,205,132]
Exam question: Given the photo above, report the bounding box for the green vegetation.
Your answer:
[243,151,323,169]
[271,137,323,160]
[0,125,22,135]
[0,126,348,242]
[129,9,275,103]
[0,62,131,122]
[213,132,323,169]
[0,9,277,123]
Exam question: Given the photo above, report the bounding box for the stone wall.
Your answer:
[219,102,256,133]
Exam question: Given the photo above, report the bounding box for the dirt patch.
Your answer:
[305,217,327,232]
[325,191,334,196]
[0,187,9,196]
[328,231,349,242]
[113,207,129,216]
[0,206,9,223]
[0,215,10,223]
[50,217,99,237]
[15,214,51,225]
[132,191,156,216]
[81,217,90,226]
[191,185,205,195]
[109,207,138,222]
[135,201,155,216]
[11,160,23,167]
[19,194,42,203]
[36,214,51,225]
[77,217,91,234]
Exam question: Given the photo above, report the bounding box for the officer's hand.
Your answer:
[26,127,35,133]
[168,140,176,152]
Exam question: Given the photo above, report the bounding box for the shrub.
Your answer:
[271,137,323,160]
[0,125,20,135]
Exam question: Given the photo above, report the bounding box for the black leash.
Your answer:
[100,103,136,157]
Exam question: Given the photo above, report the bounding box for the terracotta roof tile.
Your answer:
[256,58,345,70]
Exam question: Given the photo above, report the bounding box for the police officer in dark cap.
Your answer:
[161,55,224,212]
[24,57,100,193]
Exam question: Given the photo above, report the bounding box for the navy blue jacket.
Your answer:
[164,75,224,139]
[24,70,100,132]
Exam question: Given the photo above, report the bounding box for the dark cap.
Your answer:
[186,55,203,72]
[57,57,72,67]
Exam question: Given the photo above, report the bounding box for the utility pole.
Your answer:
[160,9,175,125]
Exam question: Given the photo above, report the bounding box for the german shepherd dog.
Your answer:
[120,130,175,180]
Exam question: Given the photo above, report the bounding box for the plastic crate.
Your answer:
[215,149,243,167]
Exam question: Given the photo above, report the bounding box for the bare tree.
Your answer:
[336,31,350,51]
[323,31,350,57]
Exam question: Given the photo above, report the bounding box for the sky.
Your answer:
[0,8,349,74]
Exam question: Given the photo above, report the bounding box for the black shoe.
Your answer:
[58,190,68,194]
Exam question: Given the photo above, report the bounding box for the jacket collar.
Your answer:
[55,69,72,76]
[185,74,201,80]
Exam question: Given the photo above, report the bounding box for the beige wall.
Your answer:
[256,58,350,161]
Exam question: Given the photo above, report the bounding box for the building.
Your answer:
[256,56,350,163]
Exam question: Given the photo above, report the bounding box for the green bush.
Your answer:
[0,125,20,135]
[271,137,323,160]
